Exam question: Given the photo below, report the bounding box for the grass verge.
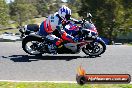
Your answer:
[0,29,19,35]
[0,82,132,88]
[127,43,132,46]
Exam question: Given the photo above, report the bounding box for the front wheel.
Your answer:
[22,35,44,55]
[82,39,106,56]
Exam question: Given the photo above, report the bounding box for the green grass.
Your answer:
[0,82,132,88]
[0,29,19,35]
[0,17,46,35]
[32,17,46,25]
[127,43,132,46]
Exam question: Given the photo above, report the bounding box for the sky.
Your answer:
[5,0,14,3]
[6,0,67,3]
[62,0,67,2]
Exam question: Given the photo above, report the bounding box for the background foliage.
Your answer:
[0,0,9,25]
[0,0,132,43]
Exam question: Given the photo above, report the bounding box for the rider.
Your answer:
[39,5,81,50]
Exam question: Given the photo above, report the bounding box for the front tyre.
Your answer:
[82,39,106,56]
[22,35,44,55]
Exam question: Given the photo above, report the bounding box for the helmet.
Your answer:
[58,5,71,20]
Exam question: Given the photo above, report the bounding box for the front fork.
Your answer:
[90,37,104,53]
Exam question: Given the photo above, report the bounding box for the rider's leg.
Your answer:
[45,34,63,54]
[46,34,63,47]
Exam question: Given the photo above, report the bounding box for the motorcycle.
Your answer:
[19,24,39,38]
[19,13,106,56]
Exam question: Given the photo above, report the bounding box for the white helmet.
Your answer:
[58,5,71,20]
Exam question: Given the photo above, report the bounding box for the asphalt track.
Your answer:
[0,42,132,81]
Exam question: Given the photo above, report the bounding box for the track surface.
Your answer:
[0,42,132,81]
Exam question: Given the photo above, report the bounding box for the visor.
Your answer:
[65,14,71,20]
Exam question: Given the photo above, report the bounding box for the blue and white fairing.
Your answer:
[64,22,80,36]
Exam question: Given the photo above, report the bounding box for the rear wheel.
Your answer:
[82,40,106,56]
[22,35,44,55]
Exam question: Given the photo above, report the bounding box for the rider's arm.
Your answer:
[70,18,82,24]
[56,25,77,43]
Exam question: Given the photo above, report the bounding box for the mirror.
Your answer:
[87,13,92,19]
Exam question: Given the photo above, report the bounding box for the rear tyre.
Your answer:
[22,35,44,55]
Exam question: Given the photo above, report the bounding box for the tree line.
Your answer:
[0,0,132,43]
[0,0,63,26]
[68,0,132,43]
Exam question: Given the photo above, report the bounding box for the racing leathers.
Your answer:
[39,12,80,48]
